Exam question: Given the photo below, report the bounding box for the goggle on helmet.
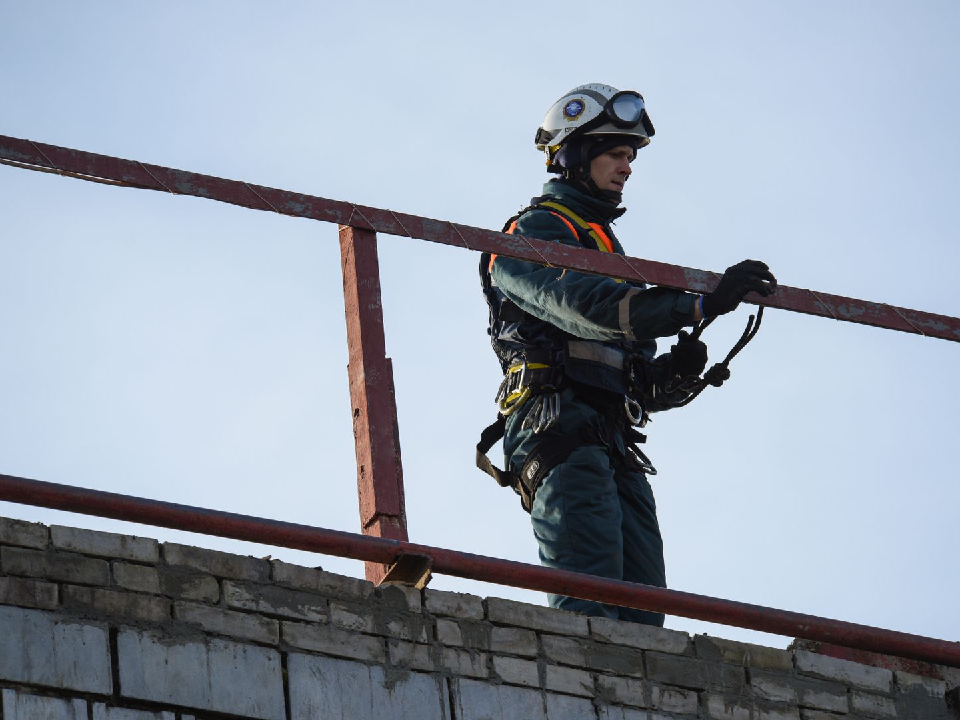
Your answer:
[535,83,656,169]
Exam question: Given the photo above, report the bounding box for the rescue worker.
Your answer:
[478,83,777,625]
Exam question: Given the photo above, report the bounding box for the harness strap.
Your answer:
[476,416,512,488]
[538,201,615,254]
[476,416,607,513]
[486,201,621,278]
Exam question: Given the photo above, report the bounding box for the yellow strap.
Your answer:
[539,200,623,283]
[539,201,610,253]
[507,362,551,374]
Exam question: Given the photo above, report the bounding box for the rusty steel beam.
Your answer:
[1,135,957,343]
[1,472,958,668]
[338,225,408,583]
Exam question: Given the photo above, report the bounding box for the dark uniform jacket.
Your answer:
[482,178,698,404]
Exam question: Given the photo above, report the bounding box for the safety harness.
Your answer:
[477,199,764,512]
[477,201,652,511]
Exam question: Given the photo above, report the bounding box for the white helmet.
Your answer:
[535,83,655,169]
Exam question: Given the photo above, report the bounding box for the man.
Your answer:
[478,83,777,625]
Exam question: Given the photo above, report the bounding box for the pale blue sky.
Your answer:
[2,1,958,648]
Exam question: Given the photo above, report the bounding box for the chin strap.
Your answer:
[665,307,765,406]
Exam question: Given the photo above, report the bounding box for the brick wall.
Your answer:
[0,515,956,719]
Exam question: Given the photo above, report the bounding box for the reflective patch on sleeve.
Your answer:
[619,287,640,341]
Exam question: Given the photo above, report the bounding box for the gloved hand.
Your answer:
[670,330,708,377]
[702,260,777,317]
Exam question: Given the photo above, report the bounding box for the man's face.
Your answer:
[588,145,635,193]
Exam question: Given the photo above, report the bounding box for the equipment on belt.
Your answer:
[476,310,766,511]
[476,409,654,513]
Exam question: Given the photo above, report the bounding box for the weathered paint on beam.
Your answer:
[338,225,407,583]
[1,134,957,343]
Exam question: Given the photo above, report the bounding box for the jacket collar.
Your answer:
[533,178,627,225]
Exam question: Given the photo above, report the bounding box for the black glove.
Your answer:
[669,330,708,377]
[702,260,777,317]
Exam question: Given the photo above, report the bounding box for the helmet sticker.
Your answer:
[563,99,585,121]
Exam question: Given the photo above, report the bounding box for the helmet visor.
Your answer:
[606,92,646,128]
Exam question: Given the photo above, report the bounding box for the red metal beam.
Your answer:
[1,135,957,343]
[1,473,958,668]
[338,225,408,583]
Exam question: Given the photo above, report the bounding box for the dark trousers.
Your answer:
[504,387,667,626]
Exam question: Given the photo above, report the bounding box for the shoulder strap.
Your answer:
[538,201,614,254]
[487,202,619,276]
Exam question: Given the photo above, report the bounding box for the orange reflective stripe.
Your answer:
[587,222,614,253]
[491,214,579,272]
[488,220,519,271]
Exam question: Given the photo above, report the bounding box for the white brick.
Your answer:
[158,568,219,602]
[223,580,327,622]
[436,618,463,646]
[282,620,385,663]
[424,588,484,619]
[755,708,800,720]
[52,525,159,563]
[541,635,586,666]
[493,655,540,688]
[596,674,646,708]
[545,692,596,718]
[545,664,594,697]
[63,585,170,623]
[851,691,897,717]
[386,615,429,642]
[897,670,947,697]
[597,706,648,720]
[112,562,161,594]
[330,601,376,632]
[751,675,798,704]
[651,683,699,714]
[799,686,848,713]
[453,678,547,720]
[117,628,284,720]
[704,694,753,720]
[0,517,49,548]
[2,689,86,720]
[163,543,268,581]
[491,626,537,656]
[591,615,690,654]
[0,574,58,609]
[388,639,437,672]
[799,711,848,720]
[174,600,278,644]
[288,653,448,720]
[271,560,373,601]
[442,647,489,679]
[696,635,792,671]
[486,597,589,636]
[2,546,109,585]
[92,705,176,720]
[795,649,893,693]
[0,606,112,693]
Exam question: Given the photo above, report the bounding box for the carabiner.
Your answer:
[624,397,644,426]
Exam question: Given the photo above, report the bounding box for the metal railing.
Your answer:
[1,135,958,668]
